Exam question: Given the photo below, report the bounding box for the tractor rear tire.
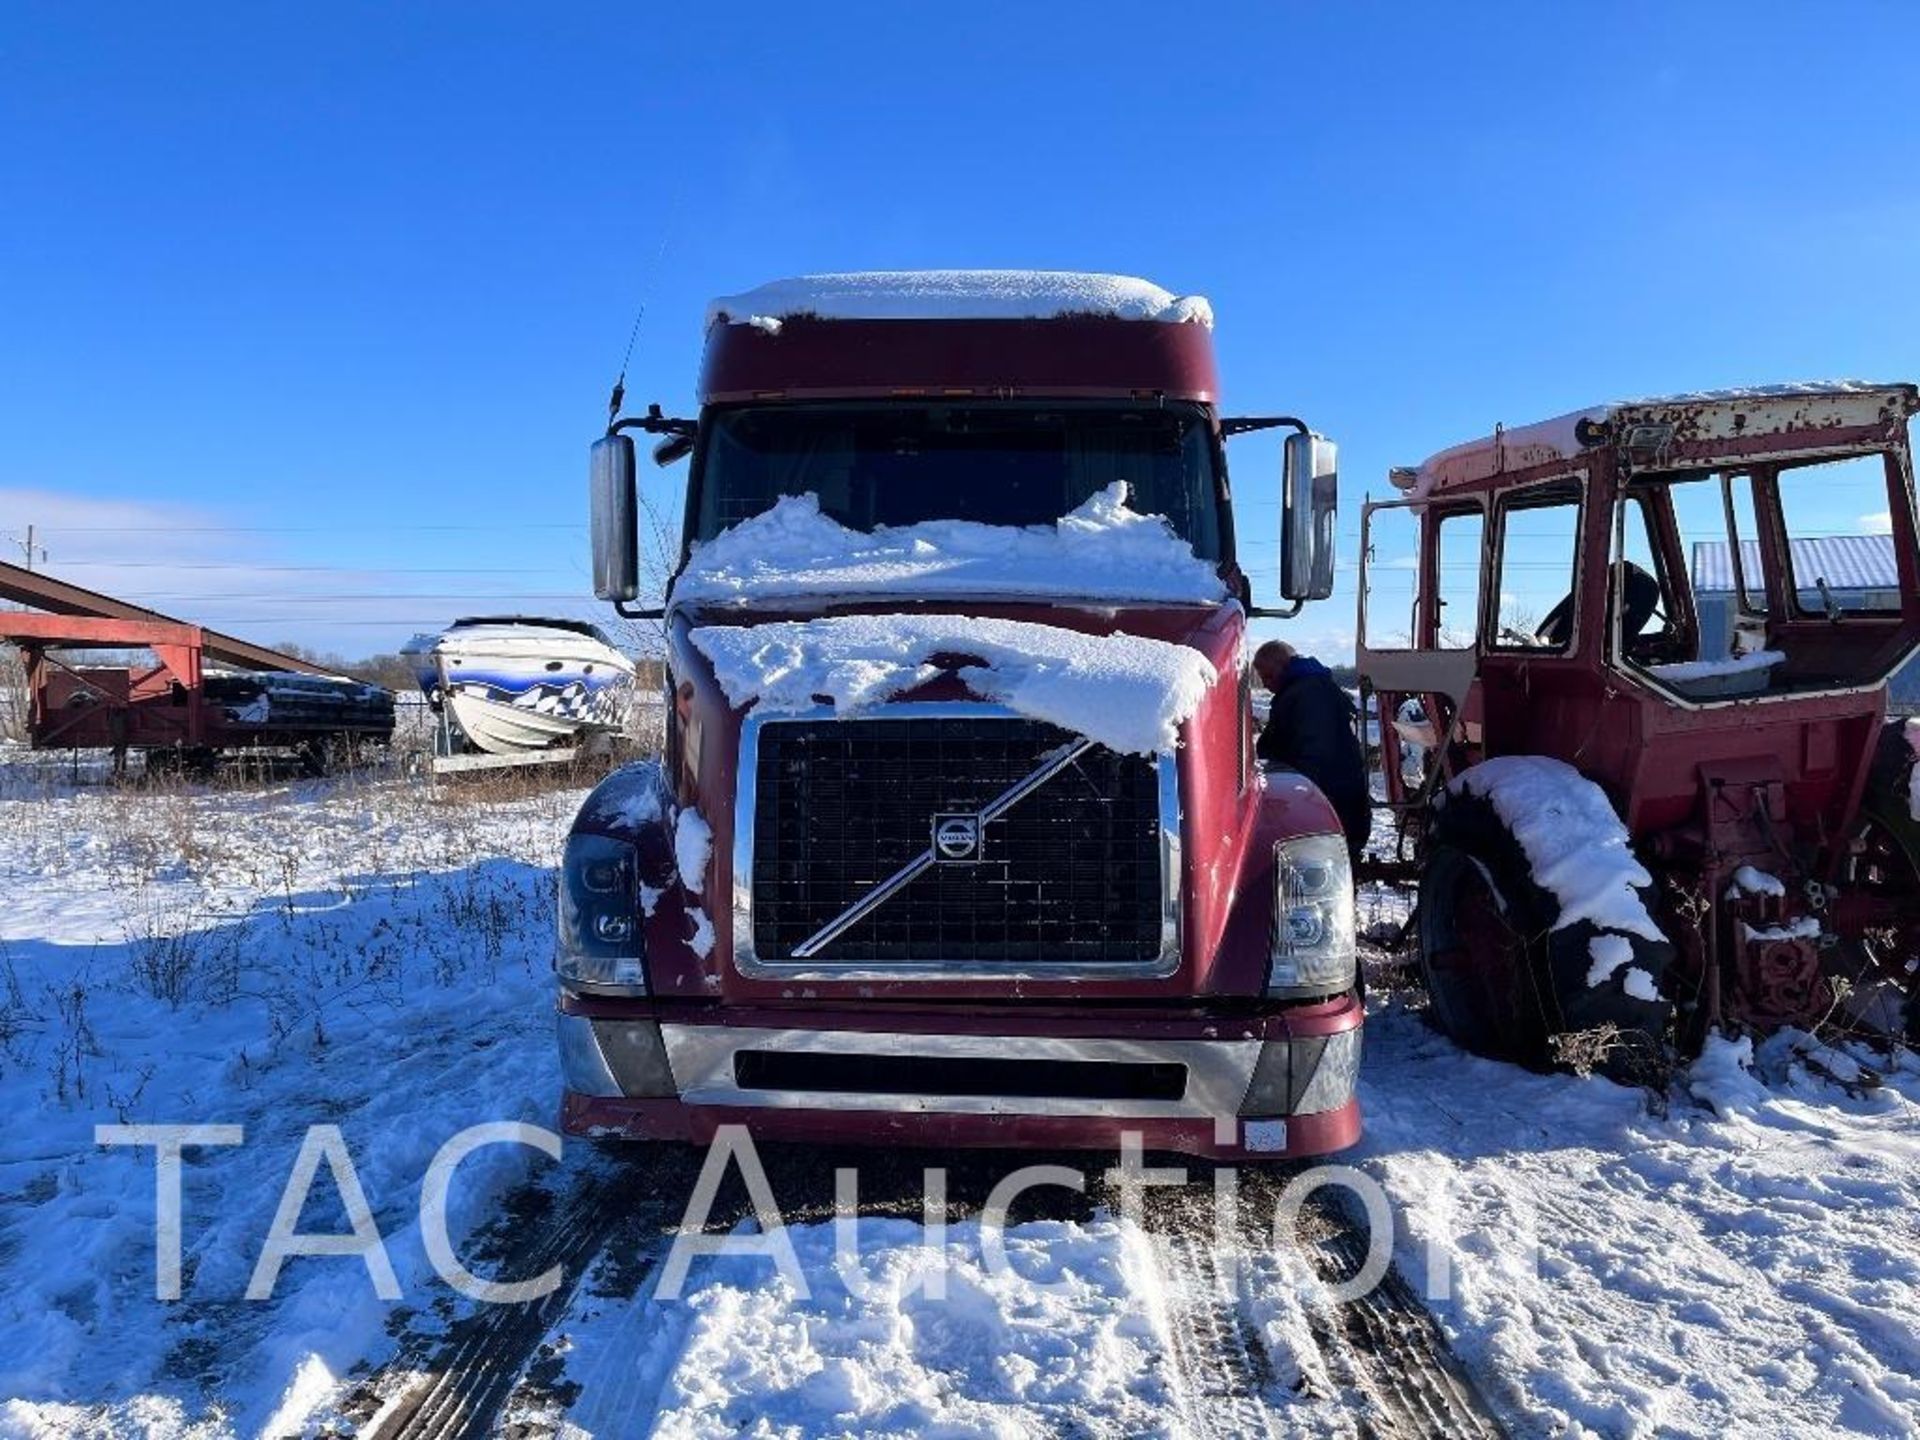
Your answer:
[1419,845,1550,1063]
[1419,788,1674,1074]
[1861,721,1920,873]
[1856,721,1920,1043]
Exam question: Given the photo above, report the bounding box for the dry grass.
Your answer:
[0,643,26,745]
[0,754,609,1101]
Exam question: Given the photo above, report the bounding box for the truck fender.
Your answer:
[568,758,679,897]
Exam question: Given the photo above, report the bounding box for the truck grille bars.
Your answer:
[736,708,1179,979]
[786,734,1096,959]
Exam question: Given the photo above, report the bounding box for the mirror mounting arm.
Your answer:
[607,403,698,438]
[612,599,666,620]
[1247,600,1305,619]
[1220,415,1310,439]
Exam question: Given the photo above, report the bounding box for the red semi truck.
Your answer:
[554,272,1361,1160]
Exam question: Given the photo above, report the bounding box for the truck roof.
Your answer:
[706,270,1213,329]
[698,270,1222,406]
[1393,381,1920,499]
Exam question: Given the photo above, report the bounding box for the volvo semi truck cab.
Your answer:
[558,270,1361,1160]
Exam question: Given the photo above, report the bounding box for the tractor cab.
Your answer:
[1358,383,1920,1063]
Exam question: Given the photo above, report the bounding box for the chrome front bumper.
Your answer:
[557,1010,1362,1122]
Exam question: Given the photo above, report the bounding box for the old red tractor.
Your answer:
[1357,383,1920,1065]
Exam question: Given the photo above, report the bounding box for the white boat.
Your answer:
[405,617,637,755]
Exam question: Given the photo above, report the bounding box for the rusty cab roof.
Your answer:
[1392,382,1920,500]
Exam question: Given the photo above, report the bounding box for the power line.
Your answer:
[105,592,596,603]
[45,559,567,574]
[38,522,588,535]
[172,616,613,627]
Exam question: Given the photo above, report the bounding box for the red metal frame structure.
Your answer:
[0,560,390,771]
[0,559,328,675]
[6,614,208,751]
[1357,383,1920,1049]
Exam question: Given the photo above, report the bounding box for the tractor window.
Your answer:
[1433,510,1484,648]
[1612,496,1689,664]
[1493,482,1582,651]
[1723,472,1769,615]
[1776,454,1900,617]
[1361,503,1421,649]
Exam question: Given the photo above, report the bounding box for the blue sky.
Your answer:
[2,2,1916,658]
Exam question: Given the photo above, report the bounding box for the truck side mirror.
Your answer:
[589,434,640,602]
[1281,432,1338,601]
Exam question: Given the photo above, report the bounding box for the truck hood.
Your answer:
[644,593,1315,1004]
[670,597,1240,755]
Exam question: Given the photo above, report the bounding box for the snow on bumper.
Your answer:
[556,994,1363,1160]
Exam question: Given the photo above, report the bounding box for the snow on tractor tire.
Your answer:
[1418,758,1673,1074]
[1358,383,1920,1068]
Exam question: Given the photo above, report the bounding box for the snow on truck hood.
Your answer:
[690,612,1218,755]
[706,270,1214,329]
[672,484,1229,609]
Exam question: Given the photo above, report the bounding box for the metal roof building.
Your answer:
[1692,534,1899,595]
[1690,533,1916,709]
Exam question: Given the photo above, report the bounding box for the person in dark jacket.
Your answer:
[1253,640,1372,866]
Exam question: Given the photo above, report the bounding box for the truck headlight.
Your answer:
[557,833,647,992]
[1269,834,1355,997]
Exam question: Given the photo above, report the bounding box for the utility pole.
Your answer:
[10,526,43,571]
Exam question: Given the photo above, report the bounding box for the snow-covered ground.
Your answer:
[0,758,588,1438]
[1361,996,1920,1435]
[1,760,1916,1438]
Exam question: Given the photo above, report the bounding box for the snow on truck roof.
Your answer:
[706,271,1214,330]
[1395,381,1919,498]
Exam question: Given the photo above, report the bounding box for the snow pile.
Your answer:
[686,906,716,958]
[1686,1032,1775,1114]
[1645,649,1784,684]
[673,485,1228,608]
[1584,933,1658,1000]
[1742,916,1823,943]
[551,1217,1174,1437]
[1621,967,1659,1002]
[707,270,1213,329]
[1726,864,1787,899]
[674,806,712,896]
[689,612,1217,754]
[1448,757,1663,941]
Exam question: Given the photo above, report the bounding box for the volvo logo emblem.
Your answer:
[932,813,982,862]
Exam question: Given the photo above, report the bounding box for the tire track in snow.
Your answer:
[1142,1168,1503,1439]
[1150,1226,1295,1439]
[350,1146,697,1440]
[343,1141,1501,1439]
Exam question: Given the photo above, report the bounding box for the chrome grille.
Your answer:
[745,714,1167,968]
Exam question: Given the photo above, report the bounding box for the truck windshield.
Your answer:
[690,402,1226,560]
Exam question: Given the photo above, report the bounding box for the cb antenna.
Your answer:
[608,194,682,427]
